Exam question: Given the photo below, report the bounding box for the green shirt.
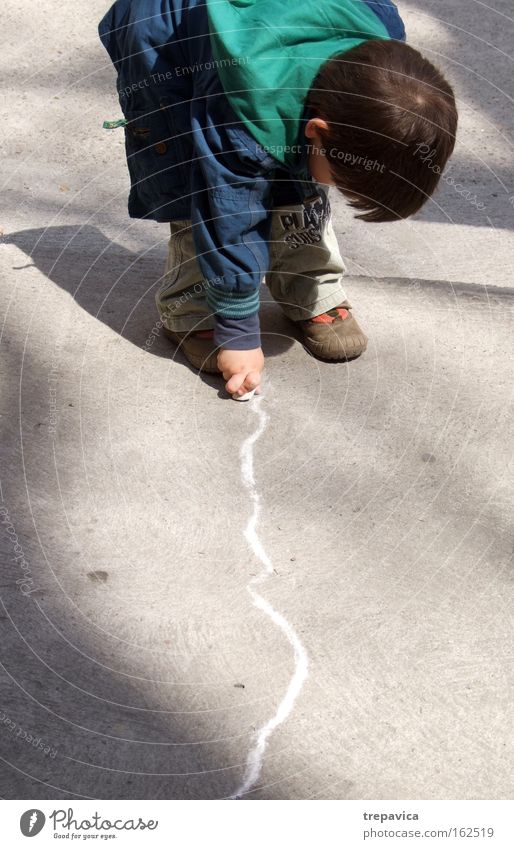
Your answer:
[207,0,389,167]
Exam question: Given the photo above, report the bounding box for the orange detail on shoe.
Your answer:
[334,308,349,320]
[310,307,349,324]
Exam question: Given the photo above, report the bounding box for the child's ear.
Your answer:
[305,117,330,138]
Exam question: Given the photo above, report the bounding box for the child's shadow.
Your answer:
[6,225,294,379]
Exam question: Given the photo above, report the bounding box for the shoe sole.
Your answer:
[302,333,368,362]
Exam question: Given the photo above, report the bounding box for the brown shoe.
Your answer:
[162,327,221,374]
[299,301,368,361]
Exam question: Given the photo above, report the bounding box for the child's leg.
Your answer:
[267,189,367,360]
[267,189,348,319]
[156,221,214,333]
[156,221,220,373]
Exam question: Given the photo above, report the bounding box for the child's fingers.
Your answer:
[225,371,246,395]
[233,370,261,398]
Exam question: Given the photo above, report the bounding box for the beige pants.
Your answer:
[156,192,348,332]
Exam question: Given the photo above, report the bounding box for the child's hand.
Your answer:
[218,347,264,398]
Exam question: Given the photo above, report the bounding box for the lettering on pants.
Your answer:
[279,195,331,249]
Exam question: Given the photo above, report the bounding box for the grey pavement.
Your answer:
[0,1,513,799]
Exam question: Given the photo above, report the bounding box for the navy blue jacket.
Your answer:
[99,0,405,349]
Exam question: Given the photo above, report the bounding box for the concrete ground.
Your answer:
[0,1,513,800]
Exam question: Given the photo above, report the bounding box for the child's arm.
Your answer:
[189,98,277,391]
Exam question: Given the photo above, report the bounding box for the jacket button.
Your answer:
[154,142,167,155]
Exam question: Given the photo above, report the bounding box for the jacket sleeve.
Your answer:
[189,95,277,349]
[364,0,406,40]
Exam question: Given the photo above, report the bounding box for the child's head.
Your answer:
[306,39,458,221]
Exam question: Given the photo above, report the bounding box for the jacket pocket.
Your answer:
[123,104,191,210]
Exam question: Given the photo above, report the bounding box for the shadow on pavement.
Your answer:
[4,225,295,375]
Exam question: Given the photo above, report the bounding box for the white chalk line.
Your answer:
[231,396,309,799]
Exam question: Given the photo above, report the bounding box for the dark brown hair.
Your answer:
[308,39,458,221]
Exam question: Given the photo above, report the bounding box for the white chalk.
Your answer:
[230,396,309,800]
[232,388,257,402]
